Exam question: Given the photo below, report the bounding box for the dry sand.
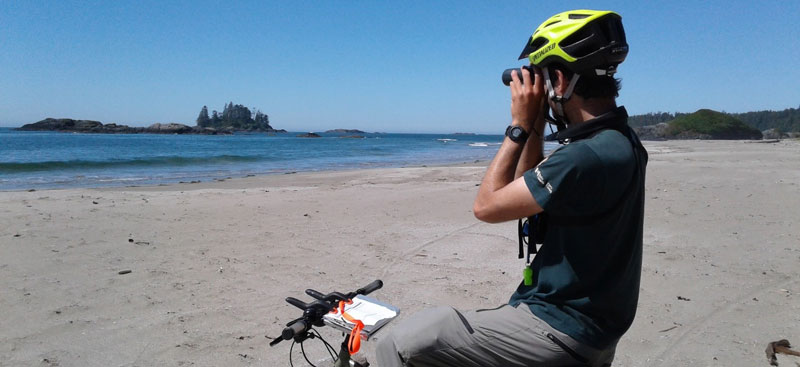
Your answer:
[1,140,799,367]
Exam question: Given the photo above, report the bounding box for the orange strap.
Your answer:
[330,299,365,355]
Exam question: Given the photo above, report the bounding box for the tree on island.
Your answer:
[196,106,211,128]
[197,102,274,131]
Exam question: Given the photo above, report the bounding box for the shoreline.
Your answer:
[1,158,492,193]
[1,139,799,366]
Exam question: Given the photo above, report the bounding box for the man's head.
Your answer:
[518,10,628,121]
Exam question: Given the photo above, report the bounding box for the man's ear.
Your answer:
[554,69,569,95]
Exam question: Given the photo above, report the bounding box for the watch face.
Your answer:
[506,126,528,143]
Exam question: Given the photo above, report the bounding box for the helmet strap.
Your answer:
[542,67,581,129]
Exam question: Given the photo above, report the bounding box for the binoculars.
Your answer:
[501,66,533,86]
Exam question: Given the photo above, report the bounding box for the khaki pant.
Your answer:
[375,304,615,367]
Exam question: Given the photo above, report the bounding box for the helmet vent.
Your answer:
[560,26,596,58]
[568,13,591,20]
[544,20,561,28]
[527,37,549,57]
[530,37,548,51]
[604,17,626,44]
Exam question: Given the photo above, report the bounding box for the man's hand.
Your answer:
[509,67,546,135]
[472,67,547,224]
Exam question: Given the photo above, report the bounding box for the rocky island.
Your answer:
[17,118,233,135]
[16,102,287,135]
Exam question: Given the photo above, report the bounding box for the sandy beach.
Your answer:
[1,139,799,367]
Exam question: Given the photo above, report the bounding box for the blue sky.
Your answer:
[1,1,798,133]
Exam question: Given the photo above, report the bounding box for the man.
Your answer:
[376,10,647,366]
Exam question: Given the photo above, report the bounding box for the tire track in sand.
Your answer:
[379,222,484,279]
[651,276,795,366]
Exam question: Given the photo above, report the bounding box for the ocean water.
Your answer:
[0,128,559,190]
[1,128,557,191]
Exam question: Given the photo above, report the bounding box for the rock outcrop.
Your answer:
[325,129,365,134]
[297,132,321,138]
[17,118,104,132]
[761,128,787,140]
[146,123,193,134]
[633,123,670,141]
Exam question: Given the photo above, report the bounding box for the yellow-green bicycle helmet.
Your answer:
[518,10,628,76]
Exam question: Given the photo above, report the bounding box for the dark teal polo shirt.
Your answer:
[509,124,647,349]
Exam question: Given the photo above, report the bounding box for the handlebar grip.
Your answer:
[305,289,326,300]
[282,319,307,340]
[357,279,383,295]
[286,297,308,310]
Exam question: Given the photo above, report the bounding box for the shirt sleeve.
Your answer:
[523,144,607,217]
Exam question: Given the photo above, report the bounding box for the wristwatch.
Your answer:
[505,125,529,143]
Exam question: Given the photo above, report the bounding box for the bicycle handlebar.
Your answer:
[357,279,383,296]
[270,279,383,347]
[305,289,326,300]
[286,296,308,310]
[303,279,383,305]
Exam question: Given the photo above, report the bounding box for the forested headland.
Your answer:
[629,107,800,132]
[629,106,800,140]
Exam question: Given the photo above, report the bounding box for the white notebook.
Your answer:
[322,295,399,340]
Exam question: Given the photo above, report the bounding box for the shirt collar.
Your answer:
[546,106,629,144]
